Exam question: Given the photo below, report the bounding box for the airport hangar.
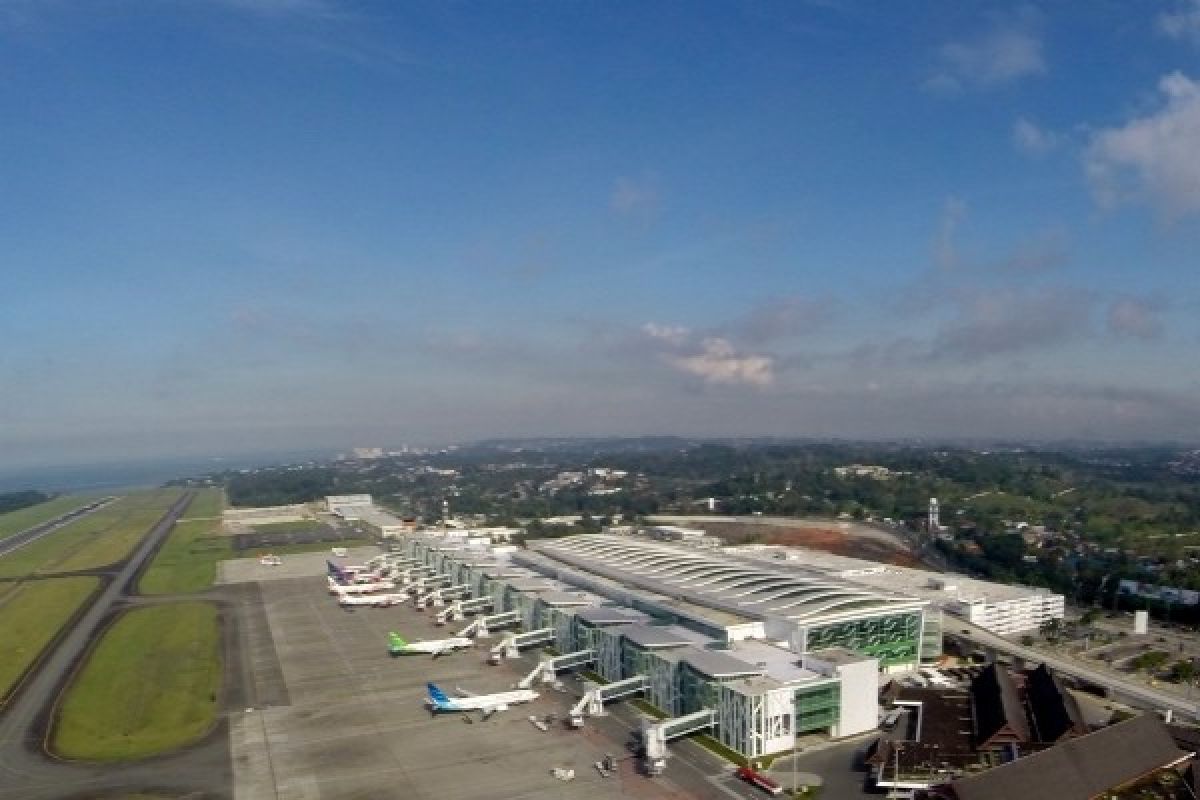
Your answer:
[396,531,942,762]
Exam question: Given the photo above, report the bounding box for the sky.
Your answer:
[2,0,1199,467]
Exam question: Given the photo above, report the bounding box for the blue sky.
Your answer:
[2,0,1199,466]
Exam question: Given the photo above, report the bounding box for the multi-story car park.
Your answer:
[395,531,938,761]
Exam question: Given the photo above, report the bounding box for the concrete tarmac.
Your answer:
[228,568,763,800]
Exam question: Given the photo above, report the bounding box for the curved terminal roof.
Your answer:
[530,534,925,627]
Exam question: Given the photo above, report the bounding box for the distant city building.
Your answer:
[351,447,384,459]
[590,467,629,479]
[1119,579,1200,606]
[834,464,904,479]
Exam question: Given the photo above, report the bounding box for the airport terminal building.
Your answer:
[395,531,941,760]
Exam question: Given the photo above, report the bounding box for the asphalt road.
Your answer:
[0,489,237,800]
[0,497,116,560]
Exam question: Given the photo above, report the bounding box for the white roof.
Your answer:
[530,534,927,628]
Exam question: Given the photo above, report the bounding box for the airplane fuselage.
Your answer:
[339,592,407,607]
[427,689,538,713]
[390,637,472,655]
[328,577,395,594]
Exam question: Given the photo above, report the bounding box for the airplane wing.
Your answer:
[453,686,478,697]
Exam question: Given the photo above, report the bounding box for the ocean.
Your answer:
[0,450,331,493]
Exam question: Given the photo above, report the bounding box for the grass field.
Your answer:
[52,602,221,761]
[138,520,231,595]
[177,487,224,521]
[0,490,183,579]
[0,577,100,705]
[0,495,101,541]
[138,488,228,595]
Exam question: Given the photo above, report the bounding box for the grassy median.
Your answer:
[138,489,228,595]
[0,495,100,541]
[177,487,223,521]
[53,602,221,761]
[0,577,100,706]
[0,490,183,579]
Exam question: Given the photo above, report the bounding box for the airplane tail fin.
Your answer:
[388,632,407,648]
[426,682,451,706]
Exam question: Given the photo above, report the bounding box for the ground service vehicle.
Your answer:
[735,766,783,795]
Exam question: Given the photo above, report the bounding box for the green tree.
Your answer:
[1039,618,1063,640]
[1131,651,1169,672]
[1170,659,1197,685]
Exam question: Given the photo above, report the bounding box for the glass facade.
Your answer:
[677,662,720,715]
[621,642,656,681]
[920,610,943,662]
[794,682,840,733]
[806,612,921,666]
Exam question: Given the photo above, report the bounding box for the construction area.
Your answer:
[221,549,774,800]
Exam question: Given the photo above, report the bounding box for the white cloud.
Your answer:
[637,324,775,387]
[1085,72,1200,218]
[640,322,690,347]
[666,338,775,387]
[1013,117,1059,154]
[1159,0,1200,44]
[928,12,1045,92]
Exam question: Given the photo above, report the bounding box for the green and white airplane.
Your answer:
[388,632,473,657]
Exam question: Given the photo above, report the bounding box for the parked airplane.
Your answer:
[338,592,408,608]
[327,575,395,595]
[327,560,385,584]
[425,682,538,717]
[388,632,473,657]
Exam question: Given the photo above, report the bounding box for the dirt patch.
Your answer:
[699,521,920,567]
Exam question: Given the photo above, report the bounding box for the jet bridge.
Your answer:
[640,709,719,775]
[415,583,472,610]
[406,573,450,594]
[456,610,520,639]
[488,627,556,664]
[397,566,435,585]
[436,595,493,625]
[517,649,596,689]
[569,675,649,727]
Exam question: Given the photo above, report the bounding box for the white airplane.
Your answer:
[425,682,538,718]
[327,576,395,595]
[258,554,282,566]
[338,592,408,608]
[388,632,472,657]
